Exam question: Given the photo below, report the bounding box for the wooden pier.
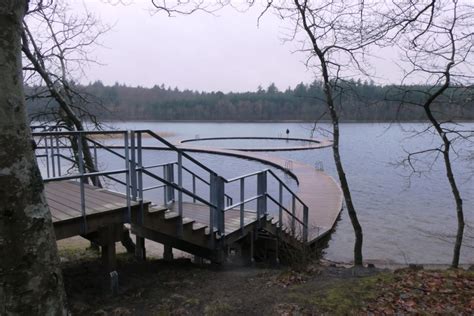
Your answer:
[35,128,343,292]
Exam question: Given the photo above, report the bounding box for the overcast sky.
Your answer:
[72,0,401,93]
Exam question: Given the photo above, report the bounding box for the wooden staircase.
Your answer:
[130,202,303,264]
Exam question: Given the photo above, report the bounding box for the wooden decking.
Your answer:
[45,181,146,240]
[175,144,344,242]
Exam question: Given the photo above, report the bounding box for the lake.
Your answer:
[86,121,474,264]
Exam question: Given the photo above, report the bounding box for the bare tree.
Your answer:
[150,0,398,266]
[0,0,67,313]
[389,0,474,268]
[22,0,137,253]
[22,0,108,186]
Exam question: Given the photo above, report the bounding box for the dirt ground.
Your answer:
[59,238,474,315]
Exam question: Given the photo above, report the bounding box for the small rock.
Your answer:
[367,263,376,269]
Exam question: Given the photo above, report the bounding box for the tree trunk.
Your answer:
[0,1,68,314]
[293,0,364,266]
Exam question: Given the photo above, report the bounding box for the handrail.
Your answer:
[266,194,306,228]
[226,170,264,183]
[33,128,310,242]
[141,168,216,209]
[140,130,216,175]
[224,195,263,211]
[42,168,128,182]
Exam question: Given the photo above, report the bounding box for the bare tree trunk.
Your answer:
[0,1,68,314]
[294,0,363,266]
[423,102,464,268]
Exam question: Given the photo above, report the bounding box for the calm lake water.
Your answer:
[82,121,474,264]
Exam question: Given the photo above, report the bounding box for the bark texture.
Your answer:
[0,1,68,314]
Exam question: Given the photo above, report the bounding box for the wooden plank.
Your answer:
[46,183,127,210]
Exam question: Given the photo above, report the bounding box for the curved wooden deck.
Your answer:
[179,136,332,152]
[175,143,343,242]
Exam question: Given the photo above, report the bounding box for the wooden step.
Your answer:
[147,205,167,215]
[192,222,207,233]
[164,211,180,220]
[182,217,195,226]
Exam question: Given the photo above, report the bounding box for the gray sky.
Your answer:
[75,0,401,92]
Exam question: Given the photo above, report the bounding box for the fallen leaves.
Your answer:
[364,269,474,315]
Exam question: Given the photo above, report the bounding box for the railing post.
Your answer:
[257,171,267,219]
[50,135,55,178]
[130,131,137,202]
[77,132,87,234]
[55,135,61,176]
[291,196,296,236]
[210,173,225,236]
[164,163,175,205]
[240,178,245,234]
[137,132,144,223]
[44,136,50,178]
[303,205,309,242]
[177,152,183,237]
[278,182,283,229]
[192,174,196,203]
[124,131,131,223]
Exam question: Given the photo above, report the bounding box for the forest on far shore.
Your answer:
[26,80,474,122]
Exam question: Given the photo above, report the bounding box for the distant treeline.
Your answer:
[26,80,474,122]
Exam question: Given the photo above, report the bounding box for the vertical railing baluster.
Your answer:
[257,171,267,220]
[163,165,167,205]
[56,135,61,176]
[50,135,56,177]
[291,196,296,236]
[77,132,87,234]
[93,141,98,170]
[130,131,137,201]
[137,132,144,223]
[303,205,309,242]
[192,174,196,203]
[278,182,283,229]
[177,152,183,236]
[240,178,245,233]
[44,136,50,178]
[124,131,131,223]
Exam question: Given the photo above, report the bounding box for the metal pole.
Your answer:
[130,131,137,201]
[257,171,267,219]
[163,165,167,205]
[291,196,296,236]
[278,182,283,228]
[192,175,196,203]
[240,178,245,233]
[303,205,309,242]
[137,132,144,224]
[50,135,56,178]
[124,131,131,223]
[44,136,50,178]
[56,135,61,176]
[77,133,87,234]
[93,142,98,170]
[177,152,183,217]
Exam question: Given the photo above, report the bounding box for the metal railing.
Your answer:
[32,127,309,243]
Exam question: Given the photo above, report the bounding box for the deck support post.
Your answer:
[135,236,146,261]
[99,225,119,295]
[163,244,174,261]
